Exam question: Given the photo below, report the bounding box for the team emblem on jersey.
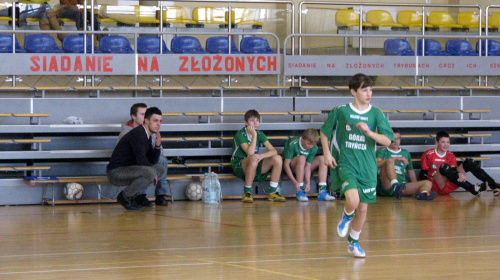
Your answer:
[431,163,438,169]
[346,123,352,131]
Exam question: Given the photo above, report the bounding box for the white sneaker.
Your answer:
[337,213,353,237]
[318,190,336,201]
[348,242,366,258]
[296,190,309,202]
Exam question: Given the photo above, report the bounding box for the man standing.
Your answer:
[107,107,166,210]
[118,103,169,206]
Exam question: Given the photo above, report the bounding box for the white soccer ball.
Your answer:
[185,182,202,201]
[64,182,84,200]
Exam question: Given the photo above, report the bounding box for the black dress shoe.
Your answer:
[135,194,154,207]
[117,191,142,210]
[155,195,169,206]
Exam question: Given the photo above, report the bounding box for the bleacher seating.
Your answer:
[192,6,226,26]
[0,34,25,53]
[417,39,450,56]
[225,7,263,28]
[335,9,372,29]
[158,6,198,27]
[171,36,207,53]
[489,12,500,29]
[137,36,171,54]
[427,11,464,30]
[396,10,433,29]
[206,36,241,54]
[366,10,405,30]
[240,37,275,54]
[24,34,64,53]
[99,35,134,53]
[456,11,491,30]
[384,39,415,56]
[476,39,500,56]
[445,39,478,56]
[62,35,101,53]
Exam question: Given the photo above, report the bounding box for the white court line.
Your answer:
[1,234,500,259]
[0,262,213,275]
[2,248,500,276]
[227,248,500,264]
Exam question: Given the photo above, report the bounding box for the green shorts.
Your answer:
[232,159,270,182]
[338,166,377,203]
[329,167,341,193]
[376,179,407,197]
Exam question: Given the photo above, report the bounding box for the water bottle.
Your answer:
[202,172,222,204]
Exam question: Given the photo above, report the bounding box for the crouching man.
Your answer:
[107,107,166,210]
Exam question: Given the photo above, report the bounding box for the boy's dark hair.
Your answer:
[349,73,373,91]
[145,107,162,120]
[130,103,147,117]
[244,109,260,122]
[436,130,450,142]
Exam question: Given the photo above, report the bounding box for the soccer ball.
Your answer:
[185,182,202,201]
[64,182,84,200]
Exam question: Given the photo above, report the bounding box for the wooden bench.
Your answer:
[10,113,50,124]
[24,174,195,206]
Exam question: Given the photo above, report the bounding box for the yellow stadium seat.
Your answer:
[366,10,404,29]
[427,11,464,30]
[456,11,491,29]
[488,12,500,29]
[192,6,227,25]
[157,6,197,25]
[225,8,263,28]
[397,10,433,28]
[335,9,372,29]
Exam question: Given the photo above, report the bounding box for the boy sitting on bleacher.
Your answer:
[282,128,335,202]
[376,128,436,200]
[231,109,285,203]
[420,130,500,196]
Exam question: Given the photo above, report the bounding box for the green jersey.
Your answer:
[282,136,318,163]
[231,127,268,163]
[376,147,413,184]
[320,103,394,197]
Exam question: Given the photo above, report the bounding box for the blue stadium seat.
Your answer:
[137,36,171,54]
[476,39,500,56]
[24,34,64,53]
[171,36,207,54]
[206,36,241,54]
[445,39,478,56]
[240,37,275,54]
[384,39,415,56]
[62,35,101,53]
[0,34,25,53]
[417,39,450,56]
[99,35,134,54]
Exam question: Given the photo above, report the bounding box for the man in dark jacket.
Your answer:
[107,107,166,210]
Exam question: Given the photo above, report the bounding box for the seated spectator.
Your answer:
[420,131,500,196]
[58,0,100,31]
[376,129,436,200]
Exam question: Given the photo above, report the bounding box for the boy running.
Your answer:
[320,73,394,258]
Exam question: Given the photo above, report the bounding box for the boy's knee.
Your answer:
[272,155,282,167]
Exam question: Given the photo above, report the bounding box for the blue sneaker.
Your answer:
[337,212,353,237]
[394,183,406,199]
[348,242,366,258]
[318,190,336,201]
[296,190,309,202]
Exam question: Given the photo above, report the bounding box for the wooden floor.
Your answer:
[0,192,499,279]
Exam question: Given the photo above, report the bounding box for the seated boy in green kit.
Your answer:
[283,128,336,202]
[231,109,286,203]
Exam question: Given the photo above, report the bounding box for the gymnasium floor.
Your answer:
[0,192,499,279]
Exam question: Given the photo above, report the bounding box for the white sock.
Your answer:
[270,181,279,188]
[391,179,398,187]
[350,229,361,241]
